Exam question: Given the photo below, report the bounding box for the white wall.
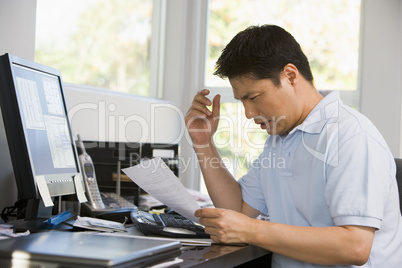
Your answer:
[0,0,37,60]
[359,0,402,157]
[64,84,183,145]
[0,0,37,212]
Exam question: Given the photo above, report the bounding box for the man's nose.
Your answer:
[243,102,257,119]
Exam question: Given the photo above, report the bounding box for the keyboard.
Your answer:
[131,210,210,238]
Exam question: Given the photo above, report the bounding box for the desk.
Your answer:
[179,244,271,267]
[2,220,272,267]
[124,225,272,267]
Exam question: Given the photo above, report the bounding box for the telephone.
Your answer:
[76,135,137,217]
[77,135,105,210]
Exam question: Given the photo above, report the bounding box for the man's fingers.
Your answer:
[194,208,222,218]
[212,94,221,116]
[189,101,212,117]
[186,90,215,118]
[193,92,212,107]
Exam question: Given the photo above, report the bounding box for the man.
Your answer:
[185,25,402,267]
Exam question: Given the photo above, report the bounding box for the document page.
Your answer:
[122,157,201,223]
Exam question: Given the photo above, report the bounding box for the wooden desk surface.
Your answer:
[179,243,271,267]
[125,225,271,267]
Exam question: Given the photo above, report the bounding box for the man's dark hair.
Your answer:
[213,24,314,86]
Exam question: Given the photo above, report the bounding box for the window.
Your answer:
[35,0,154,96]
[206,0,361,92]
[205,0,361,180]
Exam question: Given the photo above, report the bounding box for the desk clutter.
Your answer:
[0,146,213,266]
[0,201,211,267]
[0,140,213,266]
[73,216,128,232]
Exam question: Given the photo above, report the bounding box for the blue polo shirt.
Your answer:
[238,91,402,267]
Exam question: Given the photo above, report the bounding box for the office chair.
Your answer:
[394,158,402,214]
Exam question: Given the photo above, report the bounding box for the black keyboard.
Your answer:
[131,210,210,238]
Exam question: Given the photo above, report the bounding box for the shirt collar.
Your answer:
[293,90,342,134]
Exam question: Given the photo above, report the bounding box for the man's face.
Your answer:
[230,75,303,136]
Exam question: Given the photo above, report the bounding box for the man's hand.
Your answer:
[195,207,375,266]
[185,89,221,148]
[195,207,256,244]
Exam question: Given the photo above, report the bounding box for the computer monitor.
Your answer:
[0,53,81,221]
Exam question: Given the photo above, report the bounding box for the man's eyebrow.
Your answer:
[234,93,250,101]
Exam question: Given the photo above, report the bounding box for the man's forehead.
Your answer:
[230,77,276,100]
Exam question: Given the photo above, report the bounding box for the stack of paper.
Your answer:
[73,216,127,232]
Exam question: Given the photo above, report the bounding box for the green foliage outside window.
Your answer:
[35,0,152,96]
[207,0,360,91]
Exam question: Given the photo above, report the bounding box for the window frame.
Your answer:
[150,0,167,99]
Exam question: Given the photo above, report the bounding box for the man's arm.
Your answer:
[195,208,375,266]
[185,90,257,215]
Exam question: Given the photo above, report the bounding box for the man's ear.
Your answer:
[282,63,298,86]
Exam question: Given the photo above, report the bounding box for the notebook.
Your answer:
[0,231,181,267]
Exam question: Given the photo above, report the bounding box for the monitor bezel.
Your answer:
[0,53,81,217]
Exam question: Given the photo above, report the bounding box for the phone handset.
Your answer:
[77,135,105,210]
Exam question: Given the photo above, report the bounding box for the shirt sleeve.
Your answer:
[238,154,269,215]
[324,132,393,229]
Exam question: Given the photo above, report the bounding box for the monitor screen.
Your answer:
[0,54,80,212]
[12,64,78,175]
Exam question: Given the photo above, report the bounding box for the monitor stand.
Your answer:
[9,218,74,233]
[9,199,75,233]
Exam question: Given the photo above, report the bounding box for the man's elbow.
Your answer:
[349,244,371,266]
[341,225,374,266]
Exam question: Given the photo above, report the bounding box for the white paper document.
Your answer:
[122,157,201,223]
[73,216,127,232]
